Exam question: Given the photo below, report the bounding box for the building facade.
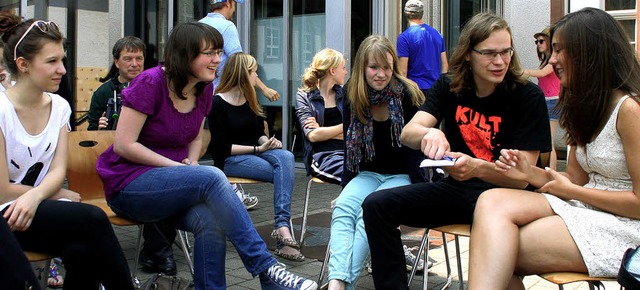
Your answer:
[2,0,636,161]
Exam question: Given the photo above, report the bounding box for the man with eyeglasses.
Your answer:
[362,12,551,289]
[87,36,145,131]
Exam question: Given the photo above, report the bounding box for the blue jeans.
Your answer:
[223,149,294,230]
[546,98,560,120]
[108,165,277,290]
[328,171,411,289]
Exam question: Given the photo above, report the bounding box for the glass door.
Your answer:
[250,0,326,158]
[443,0,501,54]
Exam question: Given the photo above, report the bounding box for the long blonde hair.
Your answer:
[301,48,345,92]
[347,34,424,123]
[216,52,265,117]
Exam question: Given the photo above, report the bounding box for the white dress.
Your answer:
[545,95,640,277]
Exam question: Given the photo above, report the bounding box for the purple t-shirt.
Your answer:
[97,66,213,200]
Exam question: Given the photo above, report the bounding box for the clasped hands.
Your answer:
[495,149,574,198]
[259,135,282,151]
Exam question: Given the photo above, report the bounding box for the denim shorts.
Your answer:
[546,98,560,121]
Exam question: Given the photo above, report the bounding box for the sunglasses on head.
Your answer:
[13,20,60,61]
[534,39,545,45]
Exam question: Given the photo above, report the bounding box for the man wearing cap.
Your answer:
[397,0,448,90]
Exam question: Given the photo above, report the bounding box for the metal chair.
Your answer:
[299,176,341,249]
[408,224,471,290]
[302,177,340,288]
[538,272,615,290]
[317,236,331,288]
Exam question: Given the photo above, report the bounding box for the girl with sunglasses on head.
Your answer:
[98,22,317,290]
[523,27,561,170]
[0,12,134,290]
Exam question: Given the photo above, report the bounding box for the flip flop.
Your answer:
[274,248,305,262]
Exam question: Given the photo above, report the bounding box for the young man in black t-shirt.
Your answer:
[361,13,551,289]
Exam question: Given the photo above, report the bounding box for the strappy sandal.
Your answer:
[47,259,64,289]
[270,229,300,248]
[274,248,305,262]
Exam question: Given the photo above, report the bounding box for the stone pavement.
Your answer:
[112,164,622,289]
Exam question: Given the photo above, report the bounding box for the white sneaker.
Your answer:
[404,245,430,272]
[365,246,433,274]
[233,183,259,210]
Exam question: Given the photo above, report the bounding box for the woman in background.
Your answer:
[523,27,561,169]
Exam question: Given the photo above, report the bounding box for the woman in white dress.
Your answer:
[467,8,640,290]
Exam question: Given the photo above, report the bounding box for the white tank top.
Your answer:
[0,92,71,211]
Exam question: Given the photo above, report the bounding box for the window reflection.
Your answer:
[605,0,635,11]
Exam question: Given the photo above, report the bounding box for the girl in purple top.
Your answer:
[523,27,561,169]
[97,22,317,290]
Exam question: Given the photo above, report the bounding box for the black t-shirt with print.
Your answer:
[422,75,551,163]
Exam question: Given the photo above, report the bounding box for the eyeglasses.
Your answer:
[471,47,514,61]
[13,20,60,61]
[534,39,545,45]
[201,49,224,58]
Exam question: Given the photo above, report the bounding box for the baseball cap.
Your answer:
[211,0,244,4]
[404,0,424,13]
[534,27,550,39]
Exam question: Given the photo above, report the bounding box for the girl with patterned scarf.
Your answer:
[327,35,426,290]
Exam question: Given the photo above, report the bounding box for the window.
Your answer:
[605,0,635,11]
[605,0,637,49]
[265,24,281,61]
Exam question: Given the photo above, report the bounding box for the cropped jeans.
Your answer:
[108,165,277,290]
[223,149,295,231]
[328,171,411,289]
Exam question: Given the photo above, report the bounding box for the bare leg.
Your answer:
[328,279,346,290]
[468,188,572,290]
[276,226,295,241]
[514,215,587,275]
[506,276,524,290]
[548,120,558,170]
[275,226,302,257]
